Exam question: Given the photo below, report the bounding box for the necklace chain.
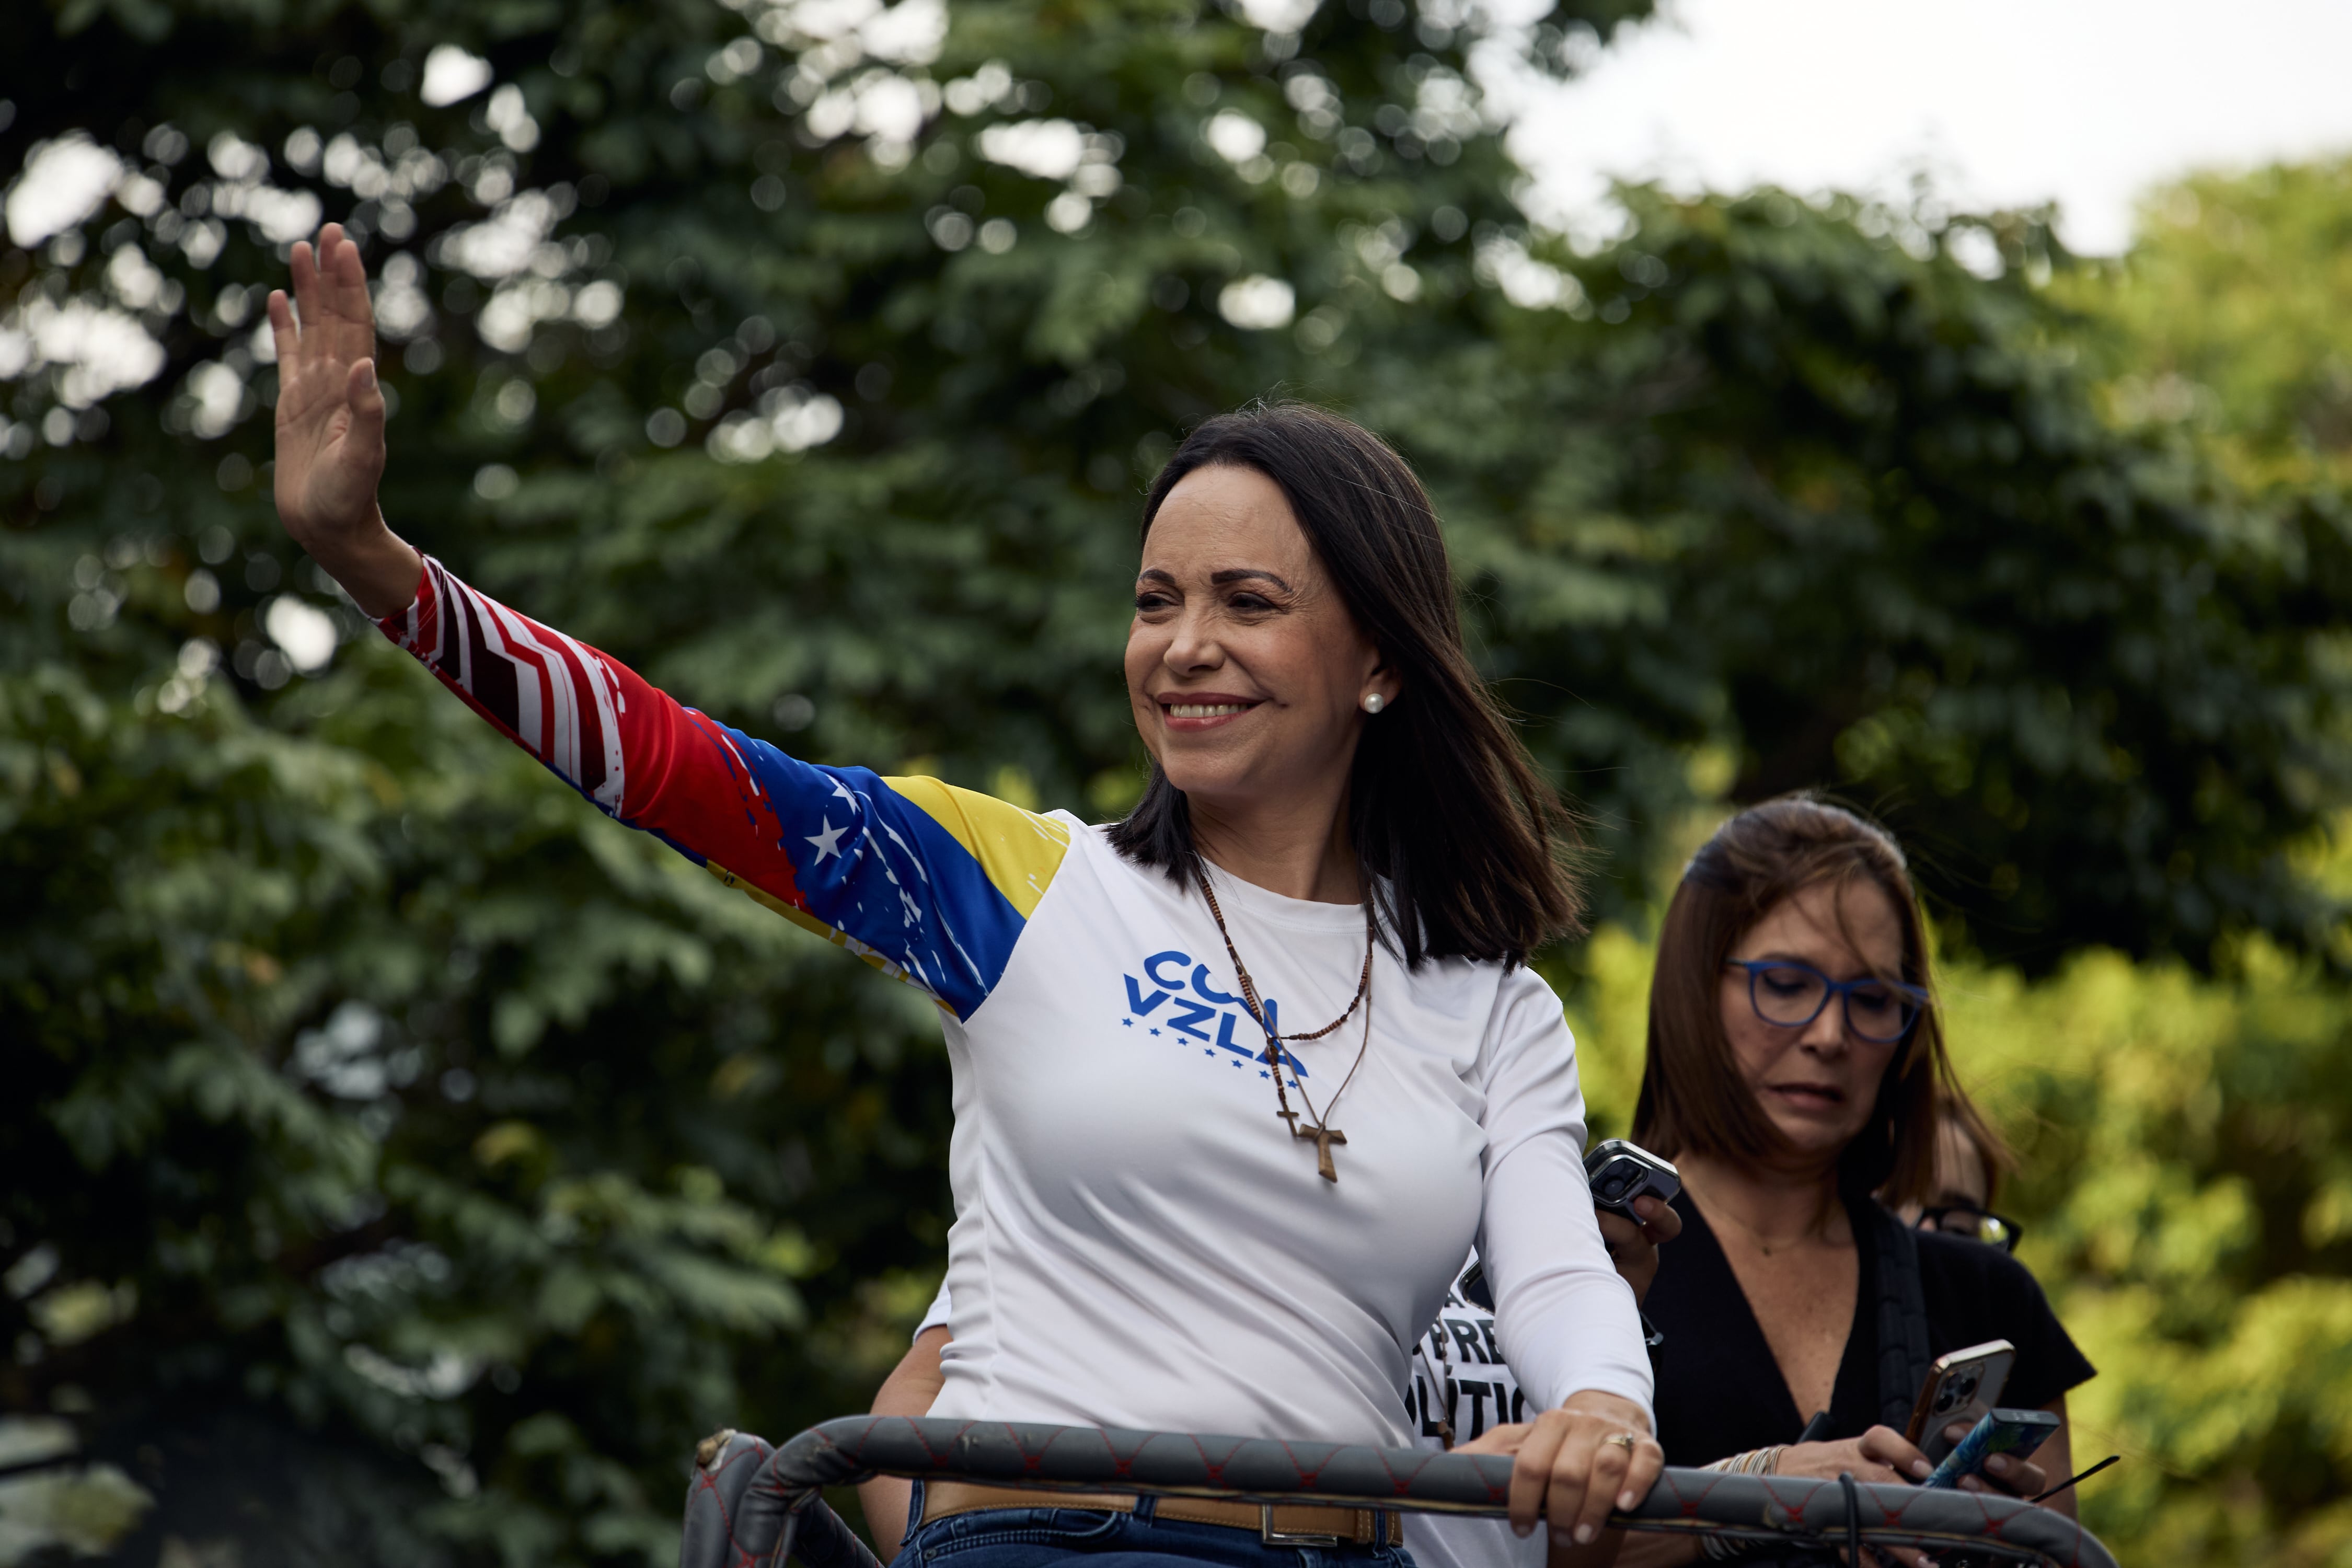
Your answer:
[1192,861,1375,1183]
[1703,1189,1838,1256]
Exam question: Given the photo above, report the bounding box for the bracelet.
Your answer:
[1700,1445,1784,1477]
[1695,1448,1780,1559]
[1695,1445,1786,1558]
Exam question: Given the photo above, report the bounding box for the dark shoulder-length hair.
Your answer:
[1106,401,1584,968]
[1630,794,2005,1208]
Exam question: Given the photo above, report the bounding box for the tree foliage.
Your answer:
[5,0,2349,1563]
[2070,156,2352,494]
[1365,191,2352,965]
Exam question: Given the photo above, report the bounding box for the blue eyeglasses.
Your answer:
[1724,959,1929,1044]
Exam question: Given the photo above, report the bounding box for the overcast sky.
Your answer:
[1505,0,2352,254]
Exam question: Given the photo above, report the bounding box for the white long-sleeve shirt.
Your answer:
[923,833,1651,1442]
[372,560,1648,1445]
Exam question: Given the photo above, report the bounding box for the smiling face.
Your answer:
[1717,876,1910,1167]
[1125,464,1400,820]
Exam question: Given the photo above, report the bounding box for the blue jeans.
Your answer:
[891,1484,1418,1568]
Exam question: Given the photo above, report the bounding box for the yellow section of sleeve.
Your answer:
[880,775,1073,920]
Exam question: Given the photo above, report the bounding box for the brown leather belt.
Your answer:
[919,1480,1404,1547]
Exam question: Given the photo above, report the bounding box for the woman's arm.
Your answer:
[857,1327,951,1560]
[1471,976,1664,1550]
[268,227,1070,1019]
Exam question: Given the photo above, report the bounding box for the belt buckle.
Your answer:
[1260,1505,1345,1548]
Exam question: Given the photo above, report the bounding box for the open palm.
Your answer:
[269,224,385,549]
[266,225,421,617]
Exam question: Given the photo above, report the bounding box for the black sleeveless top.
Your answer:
[1644,1189,2096,1467]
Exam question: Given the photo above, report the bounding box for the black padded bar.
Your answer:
[829,1417,2106,1567]
[685,1431,884,1568]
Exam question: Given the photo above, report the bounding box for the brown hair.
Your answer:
[1937,1100,2012,1209]
[1109,401,1585,967]
[1631,794,1988,1207]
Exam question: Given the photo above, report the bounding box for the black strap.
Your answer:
[1864,1200,1934,1433]
[1839,1472,1870,1567]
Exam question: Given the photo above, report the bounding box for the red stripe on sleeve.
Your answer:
[378,558,808,912]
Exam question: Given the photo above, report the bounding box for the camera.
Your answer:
[1583,1139,1681,1220]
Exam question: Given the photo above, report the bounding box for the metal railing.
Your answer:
[683,1415,2119,1568]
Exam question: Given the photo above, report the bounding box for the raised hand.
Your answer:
[267,223,421,617]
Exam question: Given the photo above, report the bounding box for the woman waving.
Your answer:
[270,225,1656,1566]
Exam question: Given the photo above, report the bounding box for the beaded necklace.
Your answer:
[1192,862,1375,1183]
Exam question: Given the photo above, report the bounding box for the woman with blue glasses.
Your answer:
[1617,797,2095,1565]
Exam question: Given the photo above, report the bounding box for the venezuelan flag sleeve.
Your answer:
[377,555,1069,1019]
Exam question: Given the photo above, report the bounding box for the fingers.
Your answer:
[1532,1394,1658,1547]
[1542,1422,1598,1548]
[1454,1422,1533,1457]
[1779,1436,1908,1487]
[1961,1454,2047,1499]
[1632,1195,1683,1243]
[1506,1412,1566,1538]
[347,358,386,444]
[291,225,374,369]
[1616,1434,1663,1512]
[1596,1208,1662,1302]
[267,289,299,374]
[1782,1444,1898,1485]
[324,223,377,330]
[1991,1454,2047,1496]
[1858,1425,1932,1484]
[1595,1211,1641,1257]
[1558,1427,1644,1548]
[290,237,320,328]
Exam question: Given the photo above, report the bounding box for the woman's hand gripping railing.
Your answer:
[681,1416,2121,1568]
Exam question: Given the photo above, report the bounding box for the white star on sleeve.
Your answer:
[806,818,847,861]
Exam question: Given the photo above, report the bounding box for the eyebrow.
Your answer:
[1134,567,1295,591]
[1744,951,1895,979]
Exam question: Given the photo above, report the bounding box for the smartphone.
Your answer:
[1905,1340,2015,1463]
[1453,1141,1681,1312]
[1922,1408,2060,1490]
[1584,1139,1681,1220]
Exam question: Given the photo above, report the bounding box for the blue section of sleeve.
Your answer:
[730,733,1031,1020]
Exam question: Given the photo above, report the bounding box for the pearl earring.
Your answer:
[1361,693,1385,714]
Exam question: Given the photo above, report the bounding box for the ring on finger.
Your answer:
[1605,1432,1640,1451]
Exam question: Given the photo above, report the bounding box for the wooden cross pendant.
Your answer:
[1295,1122,1347,1183]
